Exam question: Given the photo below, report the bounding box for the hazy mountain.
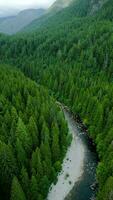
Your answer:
[21,0,74,33]
[0,8,20,18]
[0,8,45,35]
[0,16,15,23]
[48,0,73,13]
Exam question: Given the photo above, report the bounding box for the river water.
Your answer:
[47,107,98,200]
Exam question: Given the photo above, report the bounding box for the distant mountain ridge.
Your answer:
[0,0,74,35]
[21,0,74,33]
[0,0,108,35]
[0,8,45,35]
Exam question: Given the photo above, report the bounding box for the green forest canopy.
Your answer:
[0,0,113,199]
[0,65,69,200]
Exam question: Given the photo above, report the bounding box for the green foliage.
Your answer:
[30,176,39,200]
[0,66,68,199]
[11,176,26,200]
[0,141,17,198]
[97,176,113,200]
[52,122,60,163]
[0,0,113,199]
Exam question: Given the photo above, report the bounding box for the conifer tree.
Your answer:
[31,148,43,180]
[51,122,60,163]
[0,141,17,188]
[15,139,27,169]
[11,176,26,200]
[20,167,29,198]
[28,116,39,149]
[30,176,38,200]
[16,118,31,154]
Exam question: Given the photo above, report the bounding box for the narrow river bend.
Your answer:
[47,107,98,200]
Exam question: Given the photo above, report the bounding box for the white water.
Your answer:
[47,109,85,200]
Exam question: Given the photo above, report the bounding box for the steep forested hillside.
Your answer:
[0,0,113,199]
[0,65,69,200]
[21,0,107,33]
[48,0,72,13]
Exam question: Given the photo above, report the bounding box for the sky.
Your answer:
[0,0,56,17]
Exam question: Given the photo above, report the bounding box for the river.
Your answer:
[47,107,98,200]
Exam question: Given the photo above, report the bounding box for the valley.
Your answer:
[48,107,98,200]
[0,0,113,200]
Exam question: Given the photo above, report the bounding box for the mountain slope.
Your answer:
[0,65,69,200]
[48,0,73,12]
[0,8,45,35]
[21,0,74,33]
[21,0,108,33]
[0,0,113,199]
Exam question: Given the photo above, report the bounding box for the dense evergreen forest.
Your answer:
[0,65,69,200]
[0,0,113,199]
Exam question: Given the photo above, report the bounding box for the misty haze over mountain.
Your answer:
[0,8,20,18]
[0,0,56,17]
[0,0,73,34]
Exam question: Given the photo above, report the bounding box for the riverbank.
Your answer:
[47,108,85,200]
[47,106,98,200]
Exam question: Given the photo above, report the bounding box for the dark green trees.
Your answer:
[0,66,69,200]
[30,176,39,200]
[0,0,113,199]
[51,122,60,163]
[11,177,26,200]
[0,142,17,198]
